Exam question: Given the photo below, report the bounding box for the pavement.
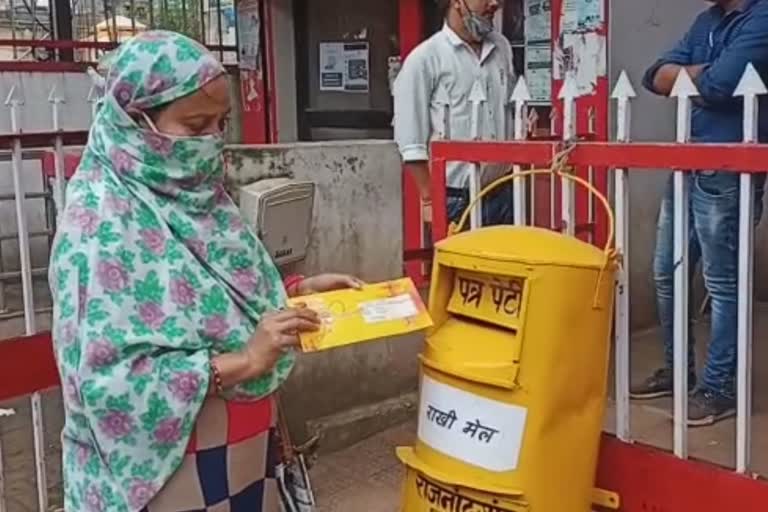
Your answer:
[311,420,414,512]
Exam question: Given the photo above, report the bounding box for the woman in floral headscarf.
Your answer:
[50,31,360,512]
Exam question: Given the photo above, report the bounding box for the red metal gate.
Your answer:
[420,68,768,508]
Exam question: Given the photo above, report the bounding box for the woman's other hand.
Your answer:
[245,307,320,377]
[296,274,364,295]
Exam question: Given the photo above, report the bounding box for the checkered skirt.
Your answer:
[142,396,282,512]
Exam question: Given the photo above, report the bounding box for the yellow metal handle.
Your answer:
[592,487,621,509]
[451,167,616,256]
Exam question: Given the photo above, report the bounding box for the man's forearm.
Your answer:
[404,161,431,200]
[652,63,706,96]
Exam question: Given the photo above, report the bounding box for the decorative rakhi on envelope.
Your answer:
[287,278,432,352]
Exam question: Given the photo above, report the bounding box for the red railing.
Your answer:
[412,136,768,512]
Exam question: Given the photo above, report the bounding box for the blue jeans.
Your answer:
[654,172,764,398]
[446,184,513,226]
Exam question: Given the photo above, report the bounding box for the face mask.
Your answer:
[134,108,225,185]
[461,0,495,41]
[138,110,225,141]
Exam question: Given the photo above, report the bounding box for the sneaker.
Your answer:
[630,368,696,400]
[687,389,736,427]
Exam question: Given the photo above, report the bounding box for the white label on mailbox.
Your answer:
[417,375,528,472]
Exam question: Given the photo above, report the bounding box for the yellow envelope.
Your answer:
[288,278,432,352]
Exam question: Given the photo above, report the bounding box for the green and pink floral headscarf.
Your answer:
[49,31,293,512]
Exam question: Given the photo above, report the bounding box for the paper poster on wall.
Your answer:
[343,42,370,92]
[237,0,260,71]
[525,45,552,103]
[319,41,370,93]
[525,0,551,44]
[577,0,604,31]
[319,42,345,91]
[562,0,604,33]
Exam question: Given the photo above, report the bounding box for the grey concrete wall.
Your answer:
[225,140,421,448]
[610,0,723,330]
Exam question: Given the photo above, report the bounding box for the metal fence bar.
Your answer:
[9,0,18,60]
[468,80,486,229]
[130,0,137,33]
[549,173,555,229]
[528,165,536,226]
[199,0,206,45]
[548,107,556,227]
[671,68,697,459]
[559,75,577,235]
[0,191,50,201]
[111,8,118,44]
[181,0,188,34]
[148,0,155,28]
[0,230,52,242]
[734,63,765,474]
[49,0,59,61]
[527,109,538,225]
[612,71,636,442]
[30,0,39,55]
[5,85,47,511]
[0,267,49,281]
[468,166,482,229]
[90,0,99,61]
[49,86,67,215]
[511,77,530,226]
[216,0,224,60]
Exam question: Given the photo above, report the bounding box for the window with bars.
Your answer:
[0,0,239,63]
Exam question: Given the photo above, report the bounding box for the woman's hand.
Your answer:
[296,274,364,296]
[244,307,320,378]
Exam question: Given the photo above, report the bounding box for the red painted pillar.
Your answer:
[399,0,426,285]
[548,0,610,247]
[238,0,271,144]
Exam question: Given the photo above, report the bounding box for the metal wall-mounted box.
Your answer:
[239,178,316,266]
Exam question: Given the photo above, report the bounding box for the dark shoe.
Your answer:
[630,368,696,400]
[687,389,736,427]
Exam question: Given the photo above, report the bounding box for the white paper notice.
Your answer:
[562,0,604,33]
[360,294,418,324]
[525,0,551,44]
[418,375,528,472]
[526,45,552,103]
[342,42,370,92]
[562,0,580,32]
[577,0,604,31]
[320,41,370,92]
[320,42,346,91]
[237,0,260,71]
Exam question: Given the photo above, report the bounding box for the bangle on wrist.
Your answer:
[210,359,225,395]
[284,274,306,297]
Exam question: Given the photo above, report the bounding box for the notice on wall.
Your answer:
[319,41,370,93]
[417,375,528,472]
[562,0,604,33]
[525,0,552,44]
[526,45,552,103]
[237,0,260,71]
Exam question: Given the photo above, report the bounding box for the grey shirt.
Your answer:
[393,24,516,188]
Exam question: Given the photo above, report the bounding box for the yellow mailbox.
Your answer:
[397,201,619,511]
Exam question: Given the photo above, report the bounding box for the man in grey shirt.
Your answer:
[393,0,515,225]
